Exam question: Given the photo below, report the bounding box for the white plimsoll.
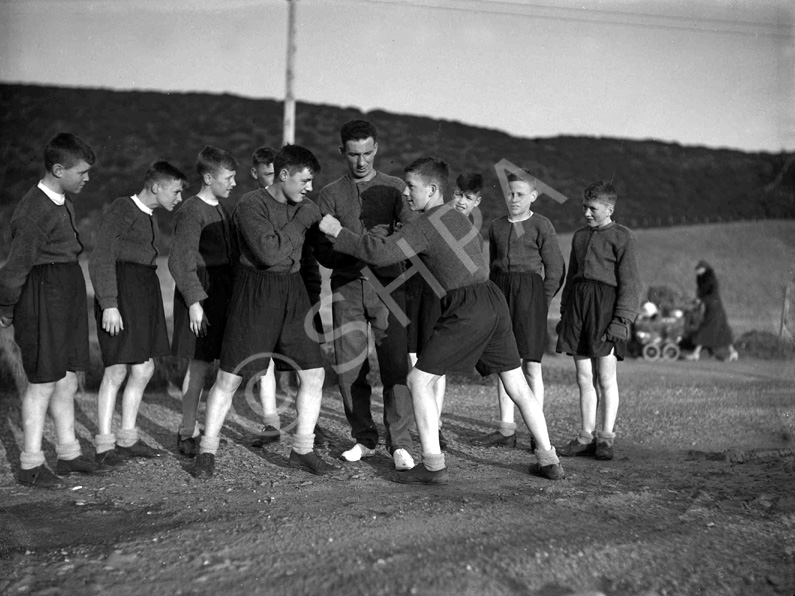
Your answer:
[341,443,376,462]
[392,448,415,471]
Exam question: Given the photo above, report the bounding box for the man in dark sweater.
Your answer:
[190,144,338,479]
[90,161,187,464]
[320,157,564,484]
[0,132,109,488]
[315,119,416,471]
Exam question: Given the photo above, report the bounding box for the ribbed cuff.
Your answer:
[199,435,221,455]
[20,450,45,470]
[55,440,81,461]
[422,452,445,471]
[95,433,117,454]
[498,421,517,436]
[535,446,560,466]
[116,428,139,448]
[292,433,315,455]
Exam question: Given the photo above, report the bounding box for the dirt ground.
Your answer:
[1,354,794,596]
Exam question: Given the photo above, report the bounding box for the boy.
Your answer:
[406,172,483,449]
[320,157,564,484]
[248,146,328,449]
[316,119,416,471]
[89,161,187,463]
[0,132,109,487]
[169,146,237,457]
[471,171,564,449]
[190,144,337,479]
[556,180,641,460]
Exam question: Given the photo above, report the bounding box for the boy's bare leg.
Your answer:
[524,360,544,409]
[259,360,278,417]
[434,375,446,419]
[201,369,243,449]
[21,381,57,456]
[119,359,155,433]
[181,359,211,435]
[292,367,325,441]
[49,372,79,446]
[497,367,552,451]
[97,364,128,436]
[407,368,443,456]
[573,356,598,434]
[594,355,619,434]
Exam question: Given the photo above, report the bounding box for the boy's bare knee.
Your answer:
[103,364,129,386]
[130,360,155,381]
[214,370,242,394]
[298,367,325,390]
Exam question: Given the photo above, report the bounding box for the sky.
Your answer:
[1,0,793,153]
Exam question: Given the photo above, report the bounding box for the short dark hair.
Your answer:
[252,146,276,167]
[196,145,238,178]
[340,119,378,145]
[404,157,449,195]
[583,180,618,206]
[506,170,537,191]
[274,144,322,177]
[144,161,188,187]
[44,132,96,171]
[455,172,483,194]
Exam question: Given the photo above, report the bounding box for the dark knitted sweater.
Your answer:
[317,171,415,280]
[168,196,235,307]
[559,222,642,321]
[488,213,565,304]
[233,188,320,273]
[0,186,83,317]
[89,197,160,310]
[333,202,488,293]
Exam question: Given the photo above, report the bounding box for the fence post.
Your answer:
[781,283,794,342]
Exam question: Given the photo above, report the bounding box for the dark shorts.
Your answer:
[219,266,324,377]
[172,266,234,362]
[405,274,442,355]
[95,262,171,366]
[13,262,90,383]
[490,271,548,362]
[416,281,521,377]
[556,279,625,360]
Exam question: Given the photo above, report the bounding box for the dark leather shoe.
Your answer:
[95,449,127,468]
[177,433,200,457]
[56,456,112,476]
[288,450,340,476]
[559,438,597,457]
[393,463,449,485]
[595,441,614,460]
[251,425,280,448]
[191,453,215,479]
[470,430,516,448]
[117,441,166,459]
[18,465,65,489]
[533,462,565,480]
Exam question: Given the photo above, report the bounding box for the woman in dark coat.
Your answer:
[686,260,738,361]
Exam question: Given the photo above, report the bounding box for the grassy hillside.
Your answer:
[1,83,793,259]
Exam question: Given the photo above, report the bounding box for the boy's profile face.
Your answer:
[403,172,434,212]
[154,178,185,212]
[506,180,537,219]
[452,187,481,217]
[56,159,92,195]
[251,162,275,189]
[582,197,613,228]
[207,167,237,199]
[280,166,314,203]
[341,137,377,181]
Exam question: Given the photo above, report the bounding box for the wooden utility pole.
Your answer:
[283,0,297,146]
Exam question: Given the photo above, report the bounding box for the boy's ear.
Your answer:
[52,163,65,178]
[529,190,539,203]
[338,145,345,156]
[474,195,482,207]
[250,166,258,180]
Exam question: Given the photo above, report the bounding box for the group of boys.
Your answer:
[0,121,641,489]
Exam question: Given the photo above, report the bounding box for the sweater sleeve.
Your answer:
[0,216,48,317]
[559,240,579,316]
[299,229,322,305]
[488,222,498,272]
[89,202,129,310]
[538,220,566,304]
[613,232,642,321]
[236,199,309,268]
[168,207,208,307]
[333,220,431,269]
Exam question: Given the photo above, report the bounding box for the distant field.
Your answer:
[551,219,795,335]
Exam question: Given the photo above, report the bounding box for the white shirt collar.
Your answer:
[38,180,65,206]
[197,195,219,207]
[131,194,154,216]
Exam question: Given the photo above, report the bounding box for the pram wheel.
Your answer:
[642,343,661,361]
[661,343,681,361]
